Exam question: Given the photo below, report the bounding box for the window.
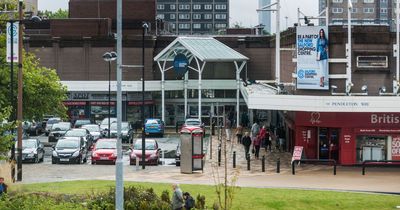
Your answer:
[178,23,190,29]
[204,14,212,19]
[205,23,212,29]
[193,23,201,29]
[157,4,164,10]
[204,4,212,10]
[332,8,343,13]
[170,4,176,10]
[332,0,343,3]
[356,56,388,68]
[157,14,165,19]
[332,18,344,25]
[193,4,201,10]
[215,13,226,20]
[351,0,358,2]
[215,4,227,10]
[363,0,374,3]
[215,23,226,29]
[179,4,190,10]
[363,8,374,13]
[380,8,387,13]
[170,14,176,19]
[171,23,176,29]
[380,0,387,3]
[179,14,190,20]
[193,14,201,20]
[351,8,357,13]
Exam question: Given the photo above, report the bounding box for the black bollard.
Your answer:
[292,161,295,175]
[233,151,236,168]
[362,164,365,175]
[262,155,265,172]
[276,158,280,173]
[247,153,250,171]
[333,162,337,175]
[218,146,221,167]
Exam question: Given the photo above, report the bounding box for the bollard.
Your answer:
[262,155,265,172]
[136,157,139,171]
[333,162,337,175]
[218,146,221,167]
[247,153,250,171]
[276,158,280,173]
[233,151,236,168]
[161,150,165,165]
[362,164,365,175]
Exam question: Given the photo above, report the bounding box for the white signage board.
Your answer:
[296,26,329,90]
[6,22,19,63]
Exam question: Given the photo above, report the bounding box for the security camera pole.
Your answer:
[142,22,148,170]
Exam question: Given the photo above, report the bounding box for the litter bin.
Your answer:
[179,126,204,174]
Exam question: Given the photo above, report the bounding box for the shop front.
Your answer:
[294,112,400,165]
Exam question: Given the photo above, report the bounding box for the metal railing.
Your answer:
[362,160,400,175]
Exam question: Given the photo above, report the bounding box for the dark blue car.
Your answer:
[144,119,164,137]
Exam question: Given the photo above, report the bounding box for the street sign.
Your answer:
[173,53,189,78]
[291,146,303,163]
[6,22,19,63]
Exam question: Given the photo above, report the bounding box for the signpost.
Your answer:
[292,146,303,163]
[173,53,189,78]
[6,21,19,63]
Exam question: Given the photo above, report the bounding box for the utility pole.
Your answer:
[16,0,23,182]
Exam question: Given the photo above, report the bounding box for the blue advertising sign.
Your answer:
[173,53,189,77]
[296,26,329,90]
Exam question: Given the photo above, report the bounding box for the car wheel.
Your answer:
[84,157,87,163]
[35,156,39,163]
[52,158,56,164]
[176,161,180,166]
[91,160,95,165]
[40,154,44,162]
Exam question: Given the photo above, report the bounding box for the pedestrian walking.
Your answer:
[225,118,232,141]
[254,133,262,159]
[277,126,286,152]
[171,183,184,210]
[0,177,8,196]
[251,121,260,145]
[265,128,272,152]
[183,192,195,210]
[258,125,267,147]
[242,132,252,159]
[235,124,243,144]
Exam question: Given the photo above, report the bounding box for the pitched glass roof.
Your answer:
[154,37,249,62]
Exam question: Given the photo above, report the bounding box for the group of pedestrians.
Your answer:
[171,184,195,210]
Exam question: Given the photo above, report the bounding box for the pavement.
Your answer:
[7,129,400,194]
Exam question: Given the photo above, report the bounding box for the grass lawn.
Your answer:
[13,180,400,210]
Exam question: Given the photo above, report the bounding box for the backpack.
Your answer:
[186,195,195,209]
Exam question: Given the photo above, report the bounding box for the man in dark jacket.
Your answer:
[242,132,252,159]
[0,177,7,196]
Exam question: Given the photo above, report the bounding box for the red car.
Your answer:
[91,138,117,164]
[129,139,160,165]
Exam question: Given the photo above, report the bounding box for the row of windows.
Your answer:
[332,7,378,13]
[157,4,227,11]
[332,0,374,3]
[157,13,227,20]
[171,23,227,30]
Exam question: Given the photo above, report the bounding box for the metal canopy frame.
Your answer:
[154,37,249,126]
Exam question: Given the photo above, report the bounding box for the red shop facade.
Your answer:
[293,111,400,165]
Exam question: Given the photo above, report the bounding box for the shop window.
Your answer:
[356,136,387,163]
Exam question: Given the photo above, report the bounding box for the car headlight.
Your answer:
[92,152,98,157]
[150,153,157,158]
[130,152,136,157]
[27,152,35,157]
[72,151,80,157]
[112,152,117,157]
[52,151,58,157]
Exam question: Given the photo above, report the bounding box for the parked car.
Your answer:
[91,138,117,165]
[20,139,45,163]
[100,117,117,137]
[144,119,165,137]
[45,117,61,136]
[74,119,92,128]
[109,122,134,143]
[52,137,88,164]
[181,118,205,136]
[48,122,72,142]
[63,128,94,149]
[175,142,181,167]
[129,139,161,165]
[41,115,54,133]
[81,124,101,142]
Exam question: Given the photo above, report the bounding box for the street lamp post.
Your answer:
[16,0,23,182]
[103,51,117,138]
[142,22,148,170]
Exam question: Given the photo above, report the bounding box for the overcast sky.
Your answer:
[38,0,319,32]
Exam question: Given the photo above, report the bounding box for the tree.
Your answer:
[37,9,68,19]
[0,107,16,159]
[0,28,68,121]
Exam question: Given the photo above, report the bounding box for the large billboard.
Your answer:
[6,22,19,63]
[296,26,329,90]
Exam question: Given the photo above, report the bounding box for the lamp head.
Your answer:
[379,86,387,94]
[142,22,149,29]
[102,52,117,62]
[361,85,368,93]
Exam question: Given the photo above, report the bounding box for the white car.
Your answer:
[100,117,117,137]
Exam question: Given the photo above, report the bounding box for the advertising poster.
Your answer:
[392,136,400,160]
[296,26,329,90]
[6,22,19,62]
[291,146,303,163]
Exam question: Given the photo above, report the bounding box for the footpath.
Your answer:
[122,131,400,194]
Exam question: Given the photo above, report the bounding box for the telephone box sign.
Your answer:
[292,146,303,163]
[296,26,329,90]
[6,22,19,62]
[392,136,400,160]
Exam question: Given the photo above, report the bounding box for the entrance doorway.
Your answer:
[318,128,340,161]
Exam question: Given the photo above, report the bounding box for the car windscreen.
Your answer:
[64,130,86,137]
[76,120,91,125]
[47,119,60,124]
[101,118,116,125]
[110,123,129,131]
[56,140,79,149]
[185,120,200,125]
[134,142,156,150]
[52,123,70,131]
[22,140,37,149]
[82,125,100,132]
[96,141,116,149]
[146,119,159,124]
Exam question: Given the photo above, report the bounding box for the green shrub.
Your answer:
[0,193,86,210]
[195,194,206,210]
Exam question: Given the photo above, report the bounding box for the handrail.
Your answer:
[292,159,336,175]
[362,160,400,175]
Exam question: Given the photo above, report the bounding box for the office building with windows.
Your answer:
[319,0,393,26]
[156,0,229,35]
